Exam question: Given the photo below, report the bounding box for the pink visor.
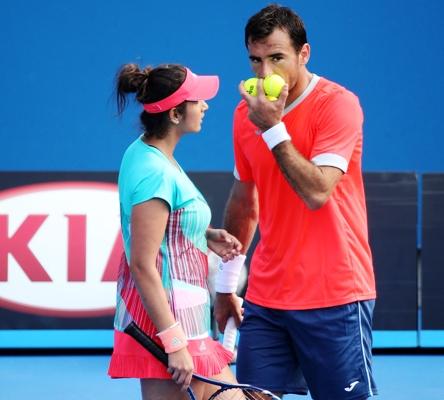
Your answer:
[143,67,219,113]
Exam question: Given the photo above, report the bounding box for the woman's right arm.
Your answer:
[130,198,193,390]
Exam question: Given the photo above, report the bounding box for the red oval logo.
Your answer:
[0,182,122,317]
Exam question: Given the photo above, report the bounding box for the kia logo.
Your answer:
[0,182,122,317]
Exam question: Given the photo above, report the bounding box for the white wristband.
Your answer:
[261,122,291,150]
[215,255,246,293]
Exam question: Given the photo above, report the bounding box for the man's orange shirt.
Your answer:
[233,75,376,309]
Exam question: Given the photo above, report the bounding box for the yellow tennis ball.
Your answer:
[243,77,258,96]
[263,74,285,100]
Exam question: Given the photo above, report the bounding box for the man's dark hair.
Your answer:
[245,4,307,53]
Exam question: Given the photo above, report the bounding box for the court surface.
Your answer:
[1,353,443,399]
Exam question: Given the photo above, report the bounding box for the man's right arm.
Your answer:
[223,178,259,252]
[214,178,259,332]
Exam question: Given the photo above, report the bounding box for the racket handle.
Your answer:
[222,297,243,351]
[124,322,197,400]
[223,316,237,351]
[124,322,169,365]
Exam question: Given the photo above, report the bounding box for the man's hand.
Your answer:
[239,78,289,132]
[213,293,243,333]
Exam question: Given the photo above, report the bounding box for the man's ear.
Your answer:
[299,43,310,65]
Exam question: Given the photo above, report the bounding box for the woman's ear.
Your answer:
[168,107,180,125]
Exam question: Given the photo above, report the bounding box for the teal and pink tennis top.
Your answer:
[115,137,212,340]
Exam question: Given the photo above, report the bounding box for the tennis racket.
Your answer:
[124,321,280,400]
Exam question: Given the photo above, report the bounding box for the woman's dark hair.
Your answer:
[115,63,187,139]
[245,4,307,53]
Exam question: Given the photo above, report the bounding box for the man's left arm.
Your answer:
[271,142,343,210]
[240,79,361,210]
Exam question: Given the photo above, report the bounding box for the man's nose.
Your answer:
[257,62,273,79]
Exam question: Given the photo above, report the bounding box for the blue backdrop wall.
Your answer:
[1,0,443,173]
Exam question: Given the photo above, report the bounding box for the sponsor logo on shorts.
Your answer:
[344,380,359,392]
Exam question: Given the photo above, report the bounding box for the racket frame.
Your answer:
[123,321,280,400]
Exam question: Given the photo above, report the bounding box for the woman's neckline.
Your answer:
[140,136,182,172]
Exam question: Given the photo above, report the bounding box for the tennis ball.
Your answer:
[243,77,258,96]
[263,74,285,101]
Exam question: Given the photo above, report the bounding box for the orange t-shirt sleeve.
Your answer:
[233,105,254,181]
[310,89,363,172]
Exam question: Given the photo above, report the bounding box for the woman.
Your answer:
[108,63,241,399]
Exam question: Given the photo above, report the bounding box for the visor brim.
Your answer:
[187,75,219,101]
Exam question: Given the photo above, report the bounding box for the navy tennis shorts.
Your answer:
[236,300,378,400]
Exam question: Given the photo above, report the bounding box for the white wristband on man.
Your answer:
[215,254,246,293]
[261,121,291,150]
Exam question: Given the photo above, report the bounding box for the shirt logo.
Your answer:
[344,381,359,392]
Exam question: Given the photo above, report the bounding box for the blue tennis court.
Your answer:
[1,353,443,399]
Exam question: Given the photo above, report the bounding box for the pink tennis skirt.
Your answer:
[108,330,233,379]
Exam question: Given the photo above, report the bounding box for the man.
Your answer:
[214,4,378,399]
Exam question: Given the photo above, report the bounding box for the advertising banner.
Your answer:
[0,172,120,347]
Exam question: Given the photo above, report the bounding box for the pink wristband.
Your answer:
[156,322,188,353]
